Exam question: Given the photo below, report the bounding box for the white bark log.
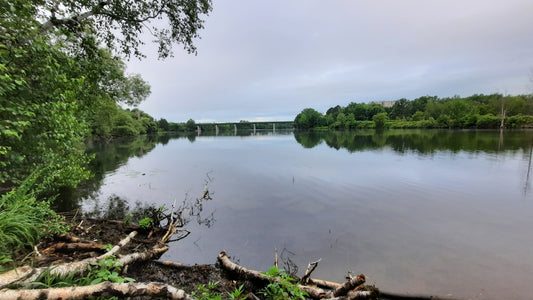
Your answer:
[0,281,194,300]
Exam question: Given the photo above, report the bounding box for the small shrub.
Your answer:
[476,114,500,128]
[139,217,154,229]
[505,114,533,128]
[191,281,222,300]
[261,266,308,300]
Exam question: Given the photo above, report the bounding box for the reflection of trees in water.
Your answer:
[294,131,323,148]
[56,135,166,211]
[82,175,216,228]
[294,129,533,155]
[524,140,533,197]
[294,130,533,199]
[56,133,208,211]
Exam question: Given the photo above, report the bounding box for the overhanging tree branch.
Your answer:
[36,0,212,58]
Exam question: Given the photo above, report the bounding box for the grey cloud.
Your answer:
[128,0,533,122]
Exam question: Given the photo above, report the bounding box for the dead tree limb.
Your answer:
[274,248,278,268]
[0,231,138,288]
[118,246,169,266]
[301,258,321,285]
[154,261,184,268]
[330,274,366,298]
[218,250,268,282]
[217,250,370,299]
[307,278,342,290]
[0,281,194,300]
[0,266,36,289]
[56,234,95,244]
[42,242,104,253]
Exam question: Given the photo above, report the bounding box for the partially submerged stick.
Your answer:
[301,258,322,285]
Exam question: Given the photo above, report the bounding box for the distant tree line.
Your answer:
[294,94,533,130]
[164,119,294,132]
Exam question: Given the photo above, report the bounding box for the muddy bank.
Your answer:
[9,217,261,298]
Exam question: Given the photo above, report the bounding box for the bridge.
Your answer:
[195,121,294,135]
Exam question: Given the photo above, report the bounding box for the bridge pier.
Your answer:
[234,124,237,135]
[253,123,256,135]
[215,124,219,136]
[273,123,276,133]
[197,125,201,136]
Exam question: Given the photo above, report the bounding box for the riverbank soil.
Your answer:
[9,217,262,297]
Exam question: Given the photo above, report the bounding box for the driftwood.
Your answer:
[42,242,104,253]
[155,260,184,268]
[0,231,138,288]
[217,250,371,299]
[0,282,194,300]
[301,258,321,285]
[118,246,169,266]
[56,234,96,244]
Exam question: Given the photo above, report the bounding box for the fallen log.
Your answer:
[217,250,371,299]
[0,266,35,289]
[118,246,169,266]
[307,277,342,290]
[0,281,194,300]
[56,234,96,244]
[0,231,138,288]
[331,274,366,298]
[42,242,104,254]
[154,260,184,268]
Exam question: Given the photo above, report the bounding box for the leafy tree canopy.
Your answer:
[1,0,212,195]
[35,0,212,59]
[294,108,323,129]
[296,93,533,131]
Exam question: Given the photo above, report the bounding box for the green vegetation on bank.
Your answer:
[0,0,211,264]
[0,175,67,262]
[295,94,533,130]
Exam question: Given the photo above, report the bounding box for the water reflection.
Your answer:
[58,130,533,212]
[524,139,533,196]
[294,129,533,155]
[294,129,533,198]
[58,129,533,299]
[56,134,168,211]
[82,174,216,230]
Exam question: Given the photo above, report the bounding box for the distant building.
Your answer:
[370,100,396,108]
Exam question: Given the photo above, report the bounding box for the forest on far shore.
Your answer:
[294,94,533,129]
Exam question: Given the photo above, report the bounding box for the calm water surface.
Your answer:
[63,129,533,299]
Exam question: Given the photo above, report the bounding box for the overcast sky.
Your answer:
[126,0,533,123]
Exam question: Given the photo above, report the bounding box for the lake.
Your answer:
[60,129,533,299]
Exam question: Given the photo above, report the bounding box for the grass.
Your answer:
[0,175,68,270]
